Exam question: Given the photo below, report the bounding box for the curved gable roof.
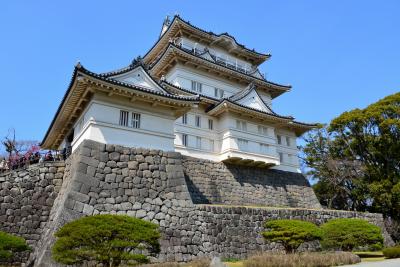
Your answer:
[144,15,270,66]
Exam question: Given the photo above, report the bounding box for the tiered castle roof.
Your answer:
[42,16,316,149]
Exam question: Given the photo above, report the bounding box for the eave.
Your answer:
[207,100,317,136]
[143,16,270,67]
[160,80,219,105]
[149,44,290,99]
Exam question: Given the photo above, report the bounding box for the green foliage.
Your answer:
[262,219,322,253]
[382,246,400,258]
[0,231,30,260]
[301,92,400,223]
[320,218,383,251]
[52,214,160,267]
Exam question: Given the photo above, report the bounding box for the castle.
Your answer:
[0,16,393,266]
[41,15,316,173]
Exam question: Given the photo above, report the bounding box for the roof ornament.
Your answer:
[131,56,143,67]
[160,15,171,37]
[160,75,165,81]
[75,60,82,69]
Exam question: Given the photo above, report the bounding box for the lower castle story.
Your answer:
[0,140,393,266]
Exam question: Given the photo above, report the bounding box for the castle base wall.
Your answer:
[182,156,321,209]
[0,140,394,266]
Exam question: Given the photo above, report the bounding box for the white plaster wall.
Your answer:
[257,90,272,107]
[70,99,177,152]
[165,64,245,99]
[172,107,300,172]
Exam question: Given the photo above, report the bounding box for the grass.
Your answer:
[354,251,386,262]
[361,257,385,262]
[242,252,360,267]
[225,262,243,267]
[138,251,394,267]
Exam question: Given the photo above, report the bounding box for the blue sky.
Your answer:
[0,1,399,148]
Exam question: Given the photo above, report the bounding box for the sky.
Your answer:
[0,0,399,151]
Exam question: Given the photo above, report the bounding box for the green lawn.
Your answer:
[354,251,386,262]
[223,252,388,266]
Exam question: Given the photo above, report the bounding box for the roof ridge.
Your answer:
[78,64,200,101]
[173,16,271,58]
[99,56,149,78]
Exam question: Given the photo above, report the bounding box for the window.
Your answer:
[195,115,201,127]
[182,114,188,124]
[237,138,248,151]
[131,113,141,128]
[214,88,224,98]
[279,152,284,162]
[286,136,291,147]
[191,81,202,93]
[196,137,202,149]
[259,143,269,154]
[208,119,213,130]
[119,110,129,127]
[182,134,188,147]
[277,135,282,145]
[209,139,215,152]
[258,125,268,136]
[236,120,247,131]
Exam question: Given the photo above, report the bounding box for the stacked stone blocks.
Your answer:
[0,140,394,266]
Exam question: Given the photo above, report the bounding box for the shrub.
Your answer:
[262,219,322,253]
[52,214,160,267]
[243,252,360,267]
[383,246,400,258]
[320,218,383,251]
[0,231,30,260]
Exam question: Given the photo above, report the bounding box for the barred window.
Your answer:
[277,135,282,145]
[259,143,269,154]
[214,88,224,98]
[191,81,202,93]
[208,119,213,130]
[131,113,141,128]
[279,152,284,162]
[119,110,129,127]
[237,138,248,151]
[196,136,201,149]
[182,114,188,124]
[258,125,268,136]
[182,134,188,147]
[195,115,201,127]
[236,120,247,131]
[209,139,215,152]
[286,136,291,147]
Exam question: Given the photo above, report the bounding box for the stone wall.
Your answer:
[0,161,65,263]
[31,140,392,266]
[182,157,321,209]
[0,140,394,266]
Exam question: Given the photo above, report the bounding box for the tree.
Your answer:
[320,218,383,251]
[329,92,400,218]
[301,126,367,210]
[262,219,322,253]
[0,231,30,261]
[52,215,161,267]
[301,92,400,220]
